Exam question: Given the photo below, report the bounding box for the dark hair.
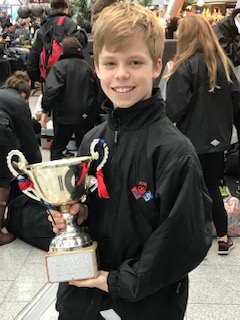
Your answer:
[3,21,12,29]
[82,21,92,34]
[62,37,82,54]
[5,71,31,99]
[50,0,68,11]
[92,0,119,22]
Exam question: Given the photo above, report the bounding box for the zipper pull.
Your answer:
[114,130,119,143]
[176,281,182,293]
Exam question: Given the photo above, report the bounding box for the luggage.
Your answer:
[6,194,55,251]
[213,196,240,236]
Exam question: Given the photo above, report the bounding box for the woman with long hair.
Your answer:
[166,14,240,254]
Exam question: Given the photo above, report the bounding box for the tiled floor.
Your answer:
[1,92,240,319]
[0,238,239,319]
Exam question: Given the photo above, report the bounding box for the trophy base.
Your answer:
[45,241,99,283]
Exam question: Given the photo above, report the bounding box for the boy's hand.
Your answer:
[69,270,109,293]
[48,205,108,291]
[40,113,48,128]
[48,203,88,234]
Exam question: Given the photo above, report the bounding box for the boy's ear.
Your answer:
[153,59,162,80]
[94,63,100,79]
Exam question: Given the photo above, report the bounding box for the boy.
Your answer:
[50,3,212,320]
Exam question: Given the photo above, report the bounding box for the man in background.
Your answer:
[27,0,87,82]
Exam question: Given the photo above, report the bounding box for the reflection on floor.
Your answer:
[0,238,240,319]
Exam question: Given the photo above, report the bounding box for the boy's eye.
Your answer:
[103,62,115,66]
[130,60,142,66]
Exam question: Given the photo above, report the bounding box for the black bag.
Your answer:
[6,194,54,251]
[225,143,239,177]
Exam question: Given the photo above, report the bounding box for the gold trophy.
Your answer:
[7,139,109,283]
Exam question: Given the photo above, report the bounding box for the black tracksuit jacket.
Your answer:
[56,89,212,320]
[214,8,240,67]
[42,51,99,129]
[0,88,41,164]
[166,52,240,154]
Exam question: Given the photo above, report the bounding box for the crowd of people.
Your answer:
[0,11,42,45]
[0,0,240,319]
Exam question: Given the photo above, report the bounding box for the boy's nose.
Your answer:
[115,65,130,79]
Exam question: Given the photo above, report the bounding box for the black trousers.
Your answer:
[198,151,228,237]
[50,124,85,161]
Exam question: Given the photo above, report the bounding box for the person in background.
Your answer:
[41,37,99,160]
[27,0,87,82]
[14,18,31,43]
[81,21,93,40]
[0,11,8,29]
[1,21,28,68]
[166,14,240,255]
[91,0,119,23]
[214,6,240,196]
[0,71,42,245]
[49,3,212,319]
[166,16,179,39]
[1,21,16,45]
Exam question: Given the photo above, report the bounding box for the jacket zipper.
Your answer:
[103,114,120,268]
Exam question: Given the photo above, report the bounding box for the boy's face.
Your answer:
[95,36,162,108]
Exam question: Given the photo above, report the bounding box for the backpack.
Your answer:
[39,16,66,80]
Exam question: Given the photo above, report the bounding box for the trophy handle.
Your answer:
[7,150,28,177]
[89,139,110,199]
[6,150,41,202]
[6,149,28,177]
[90,139,109,171]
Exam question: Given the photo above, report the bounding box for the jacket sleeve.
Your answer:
[15,104,42,164]
[42,63,65,112]
[26,31,43,82]
[165,63,193,123]
[107,151,212,302]
[215,22,240,67]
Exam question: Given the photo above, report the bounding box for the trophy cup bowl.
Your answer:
[7,140,109,283]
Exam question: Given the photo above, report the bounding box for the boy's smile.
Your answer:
[95,37,162,108]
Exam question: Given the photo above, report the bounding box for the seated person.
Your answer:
[2,21,28,67]
[14,18,31,44]
[0,71,42,245]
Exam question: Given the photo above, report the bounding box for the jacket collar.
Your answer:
[48,12,70,19]
[59,50,84,60]
[102,88,165,131]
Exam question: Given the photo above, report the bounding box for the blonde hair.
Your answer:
[5,71,31,99]
[167,14,233,92]
[92,2,165,66]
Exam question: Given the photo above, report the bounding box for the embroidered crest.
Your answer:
[131,181,154,202]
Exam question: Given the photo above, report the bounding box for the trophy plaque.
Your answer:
[7,139,109,283]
